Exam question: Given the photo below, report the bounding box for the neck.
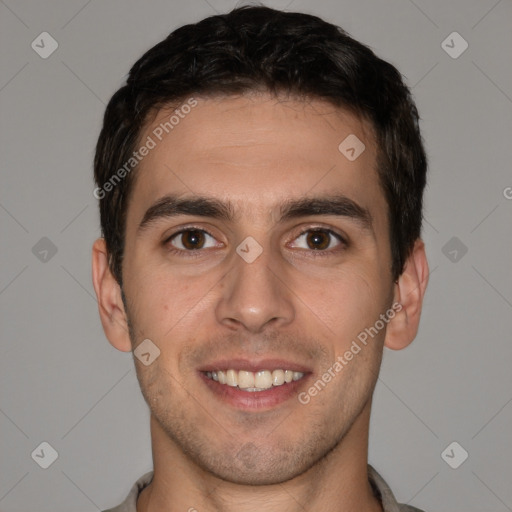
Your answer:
[137,402,382,512]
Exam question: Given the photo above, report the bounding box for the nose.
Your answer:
[215,243,295,333]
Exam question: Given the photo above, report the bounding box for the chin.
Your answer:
[190,437,334,486]
[204,459,305,486]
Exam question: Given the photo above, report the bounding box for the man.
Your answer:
[92,6,429,511]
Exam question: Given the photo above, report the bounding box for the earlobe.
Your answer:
[91,238,132,352]
[384,239,429,351]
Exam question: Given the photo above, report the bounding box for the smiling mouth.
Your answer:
[203,369,305,392]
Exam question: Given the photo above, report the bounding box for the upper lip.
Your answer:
[199,358,312,373]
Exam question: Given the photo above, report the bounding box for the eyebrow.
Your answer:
[137,193,373,235]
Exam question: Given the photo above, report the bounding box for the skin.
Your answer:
[92,93,428,512]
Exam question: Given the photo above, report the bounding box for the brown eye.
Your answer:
[289,228,345,254]
[306,230,331,250]
[181,230,205,249]
[169,229,216,251]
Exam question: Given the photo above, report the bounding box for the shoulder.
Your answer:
[102,471,154,512]
[368,465,427,512]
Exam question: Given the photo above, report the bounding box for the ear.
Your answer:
[384,239,429,351]
[91,238,132,352]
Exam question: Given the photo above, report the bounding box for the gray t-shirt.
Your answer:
[103,465,425,512]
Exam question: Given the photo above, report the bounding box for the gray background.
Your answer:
[1,0,511,510]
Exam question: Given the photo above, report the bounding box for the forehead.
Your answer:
[128,93,386,230]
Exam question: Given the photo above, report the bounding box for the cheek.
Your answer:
[309,266,389,346]
[126,266,217,342]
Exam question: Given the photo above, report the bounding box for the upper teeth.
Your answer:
[205,369,304,391]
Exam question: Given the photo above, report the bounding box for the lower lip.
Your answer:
[199,372,310,410]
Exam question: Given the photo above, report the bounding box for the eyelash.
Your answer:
[164,226,348,258]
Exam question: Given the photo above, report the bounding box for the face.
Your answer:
[120,94,395,484]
